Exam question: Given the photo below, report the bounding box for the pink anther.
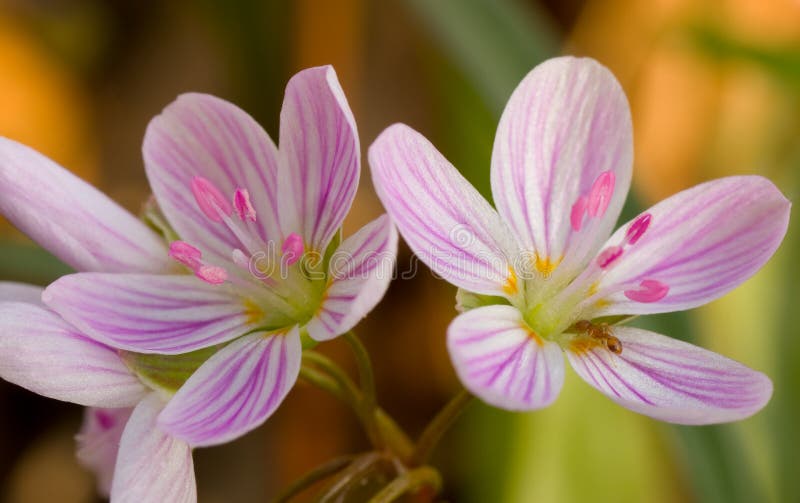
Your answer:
[282,233,304,266]
[624,279,669,303]
[596,246,623,269]
[571,195,588,231]
[169,241,202,269]
[587,171,615,218]
[191,176,232,222]
[625,213,651,245]
[233,188,257,222]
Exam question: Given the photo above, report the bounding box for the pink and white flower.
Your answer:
[368,56,790,424]
[37,66,396,447]
[0,64,395,498]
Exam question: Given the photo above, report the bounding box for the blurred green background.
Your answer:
[0,0,798,502]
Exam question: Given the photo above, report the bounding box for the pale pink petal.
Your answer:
[566,326,772,424]
[369,124,520,296]
[0,303,145,407]
[144,93,281,261]
[0,137,169,273]
[158,328,301,447]
[589,176,790,316]
[491,57,633,280]
[306,215,398,341]
[0,282,43,304]
[278,65,360,252]
[43,273,254,354]
[76,407,133,497]
[111,394,196,503]
[447,305,564,411]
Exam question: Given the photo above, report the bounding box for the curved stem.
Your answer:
[411,388,474,466]
[302,350,382,448]
[298,366,349,404]
[270,454,356,503]
[343,331,377,414]
[368,466,442,503]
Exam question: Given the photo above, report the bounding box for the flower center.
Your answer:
[520,211,669,343]
[169,176,326,325]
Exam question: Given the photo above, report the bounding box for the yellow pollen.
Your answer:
[588,281,599,296]
[243,298,265,325]
[503,267,519,295]
[534,254,561,277]
[594,299,610,309]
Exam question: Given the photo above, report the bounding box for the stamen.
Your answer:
[232,248,250,270]
[570,196,588,231]
[282,233,304,266]
[169,240,228,285]
[191,176,232,222]
[196,265,228,285]
[625,213,651,245]
[587,171,615,218]
[596,246,623,269]
[233,188,257,222]
[624,279,668,303]
[169,241,202,269]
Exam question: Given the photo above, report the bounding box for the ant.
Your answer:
[573,319,622,354]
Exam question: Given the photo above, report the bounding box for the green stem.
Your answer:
[411,388,474,466]
[297,366,348,404]
[270,454,356,503]
[342,331,382,449]
[343,331,377,415]
[302,351,382,447]
[368,466,442,503]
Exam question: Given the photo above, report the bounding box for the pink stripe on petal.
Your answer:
[0,303,145,407]
[490,57,633,279]
[447,305,564,411]
[0,138,169,273]
[306,215,398,341]
[144,93,281,262]
[592,176,790,316]
[43,273,254,354]
[566,326,772,424]
[158,328,302,447]
[278,66,360,252]
[369,124,519,296]
[111,394,196,503]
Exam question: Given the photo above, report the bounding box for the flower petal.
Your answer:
[490,57,633,279]
[566,326,772,424]
[111,394,196,503]
[144,93,281,260]
[76,407,133,497]
[306,214,398,341]
[158,328,301,447]
[278,65,360,252]
[43,273,254,354]
[0,281,43,304]
[0,137,169,273]
[0,302,145,407]
[447,305,564,411]
[369,123,519,296]
[590,176,790,316]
